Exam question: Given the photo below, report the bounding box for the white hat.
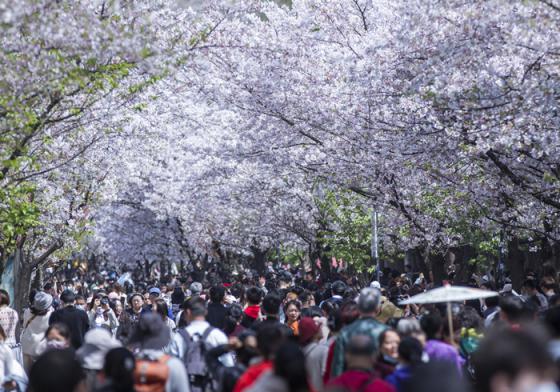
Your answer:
[370,281,381,289]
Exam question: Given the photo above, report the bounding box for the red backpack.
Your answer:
[134,354,171,392]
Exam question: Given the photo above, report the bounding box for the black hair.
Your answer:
[224,304,244,336]
[28,349,85,392]
[262,293,282,316]
[154,299,169,321]
[257,324,286,360]
[103,348,136,392]
[420,311,443,340]
[0,289,10,306]
[398,336,423,366]
[544,306,560,338]
[499,295,533,323]
[184,295,207,317]
[473,328,554,392]
[245,287,263,305]
[209,285,226,303]
[484,295,499,308]
[46,323,71,341]
[274,342,309,392]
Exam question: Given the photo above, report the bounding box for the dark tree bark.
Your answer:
[506,237,525,291]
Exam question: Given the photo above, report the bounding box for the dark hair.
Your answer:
[128,293,143,306]
[499,295,532,323]
[0,289,10,306]
[473,328,554,392]
[262,294,282,316]
[46,323,71,341]
[88,293,102,311]
[209,285,226,303]
[484,295,499,308]
[420,311,443,340]
[224,304,244,336]
[284,299,302,314]
[171,287,185,305]
[402,361,468,392]
[398,336,423,366]
[274,342,309,392]
[298,290,314,305]
[154,299,169,321]
[544,306,560,338]
[246,287,263,305]
[185,296,207,317]
[0,325,6,341]
[301,306,323,319]
[458,306,482,331]
[257,324,286,359]
[29,349,85,392]
[103,348,136,392]
[378,328,398,347]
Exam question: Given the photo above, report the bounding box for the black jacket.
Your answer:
[49,305,90,349]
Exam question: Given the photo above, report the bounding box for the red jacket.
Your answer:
[328,369,396,392]
[233,360,273,392]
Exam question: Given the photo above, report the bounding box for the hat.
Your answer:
[499,283,513,294]
[128,313,171,350]
[33,292,53,312]
[190,282,203,295]
[76,328,121,370]
[149,287,161,296]
[298,317,320,345]
[370,281,381,289]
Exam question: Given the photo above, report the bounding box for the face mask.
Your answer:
[47,340,67,350]
[382,354,399,365]
[96,307,104,315]
[75,305,86,311]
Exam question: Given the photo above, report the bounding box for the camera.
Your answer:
[100,297,109,306]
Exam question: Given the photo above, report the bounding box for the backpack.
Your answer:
[177,326,215,392]
[134,353,171,392]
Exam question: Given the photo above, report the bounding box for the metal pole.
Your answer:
[372,210,379,282]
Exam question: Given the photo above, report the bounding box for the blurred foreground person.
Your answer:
[473,328,559,392]
[327,334,395,392]
[28,349,86,392]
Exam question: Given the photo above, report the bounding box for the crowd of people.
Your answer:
[0,261,559,392]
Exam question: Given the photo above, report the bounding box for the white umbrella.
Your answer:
[399,285,498,344]
[399,285,498,305]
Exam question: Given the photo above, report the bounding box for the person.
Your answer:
[169,296,232,392]
[0,290,19,348]
[21,291,53,372]
[44,322,72,350]
[206,331,259,392]
[375,329,400,378]
[49,289,89,349]
[0,325,27,391]
[28,349,87,392]
[88,295,119,335]
[154,299,176,330]
[95,347,136,392]
[190,282,203,297]
[76,328,122,391]
[284,299,301,336]
[129,313,190,392]
[207,285,228,330]
[241,287,263,329]
[473,328,559,392]
[420,311,464,375]
[395,318,426,346]
[246,341,311,392]
[233,324,287,392]
[329,287,387,378]
[299,317,328,392]
[326,334,395,392]
[224,304,245,337]
[521,279,548,311]
[385,337,423,392]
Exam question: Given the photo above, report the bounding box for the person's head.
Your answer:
[543,305,560,338]
[284,299,302,323]
[32,291,53,316]
[189,282,203,296]
[397,336,423,366]
[75,295,86,309]
[0,289,10,306]
[473,328,557,392]
[184,295,207,322]
[420,311,443,340]
[298,290,315,308]
[209,285,226,304]
[148,287,161,302]
[171,287,185,305]
[379,329,400,360]
[357,287,382,316]
[298,317,321,346]
[257,324,287,360]
[102,348,136,392]
[246,286,263,306]
[129,293,144,312]
[331,280,347,297]
[521,279,538,296]
[60,289,76,305]
[345,334,377,370]
[396,318,426,346]
[274,342,309,392]
[29,349,86,392]
[153,299,169,321]
[128,313,171,350]
[499,295,533,325]
[45,323,71,350]
[224,304,244,335]
[262,293,282,318]
[485,295,500,309]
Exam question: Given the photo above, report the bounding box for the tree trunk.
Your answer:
[429,253,446,287]
[506,237,525,291]
[250,247,268,275]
